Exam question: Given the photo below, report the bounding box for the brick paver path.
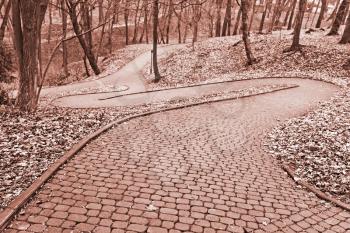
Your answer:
[5,81,350,233]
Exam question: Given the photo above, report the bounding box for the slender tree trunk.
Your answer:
[233,8,242,35]
[0,0,11,42]
[310,0,321,27]
[47,0,52,44]
[287,0,298,30]
[328,0,349,35]
[108,1,119,53]
[98,0,104,24]
[124,1,130,45]
[316,0,327,28]
[283,0,293,26]
[66,0,100,75]
[177,4,183,43]
[166,0,173,44]
[259,0,271,33]
[241,0,256,65]
[132,0,141,43]
[222,0,232,36]
[287,0,306,51]
[249,0,257,31]
[304,0,315,28]
[61,0,69,77]
[192,0,202,45]
[215,0,223,37]
[340,11,350,43]
[153,0,161,82]
[327,0,340,22]
[269,0,282,32]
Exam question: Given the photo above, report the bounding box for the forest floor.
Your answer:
[1,29,350,211]
[142,29,350,204]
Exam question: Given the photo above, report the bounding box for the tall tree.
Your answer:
[259,0,272,33]
[215,0,223,37]
[12,0,48,111]
[241,0,256,65]
[0,0,11,42]
[222,0,232,36]
[66,0,101,75]
[152,0,161,82]
[286,0,306,51]
[287,0,298,30]
[61,0,69,77]
[315,0,327,28]
[340,12,350,43]
[328,0,349,35]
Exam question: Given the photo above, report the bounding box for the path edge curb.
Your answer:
[0,84,303,231]
[281,163,350,212]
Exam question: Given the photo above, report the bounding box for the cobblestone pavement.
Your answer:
[5,82,350,233]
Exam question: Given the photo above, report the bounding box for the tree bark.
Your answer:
[287,0,298,30]
[259,0,271,33]
[287,0,306,51]
[241,0,256,65]
[61,0,69,77]
[340,11,350,43]
[249,0,257,31]
[12,0,48,111]
[215,0,223,37]
[0,0,11,42]
[328,0,349,35]
[152,0,161,82]
[66,0,100,75]
[233,8,242,35]
[222,0,232,36]
[316,0,327,28]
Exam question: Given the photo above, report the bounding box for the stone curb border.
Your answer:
[0,84,302,231]
[282,164,350,212]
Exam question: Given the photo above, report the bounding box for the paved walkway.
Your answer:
[5,77,350,232]
[53,78,330,108]
[41,44,183,98]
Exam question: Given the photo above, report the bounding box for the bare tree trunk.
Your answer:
[304,0,315,28]
[340,10,350,43]
[328,0,349,35]
[215,0,223,37]
[269,0,282,32]
[192,0,202,45]
[286,0,306,51]
[0,0,11,42]
[316,0,327,28]
[12,0,48,111]
[166,0,173,44]
[287,0,297,30]
[241,0,256,65]
[222,0,232,36]
[249,0,257,31]
[66,0,100,75]
[259,0,271,33]
[47,0,52,44]
[98,0,104,24]
[152,0,161,82]
[108,0,119,53]
[124,1,130,45]
[283,0,293,26]
[233,8,242,35]
[310,0,320,27]
[327,0,340,22]
[177,4,183,43]
[61,0,69,77]
[132,0,141,43]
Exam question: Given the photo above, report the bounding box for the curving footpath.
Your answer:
[3,46,350,232]
[3,76,350,232]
